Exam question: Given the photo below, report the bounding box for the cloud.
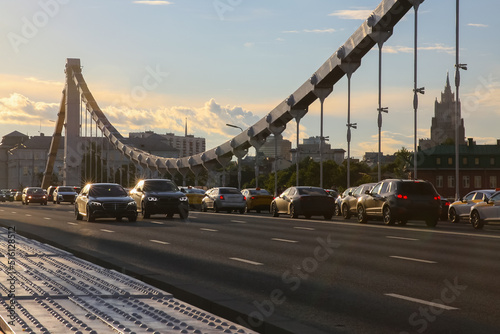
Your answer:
[383,43,454,55]
[133,1,173,5]
[328,9,372,20]
[243,42,255,48]
[468,23,488,28]
[303,28,336,33]
[282,30,299,34]
[0,93,58,126]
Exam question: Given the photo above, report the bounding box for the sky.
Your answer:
[0,0,498,159]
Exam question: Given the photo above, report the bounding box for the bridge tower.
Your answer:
[64,59,82,186]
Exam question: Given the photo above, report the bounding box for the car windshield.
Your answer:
[28,188,44,194]
[58,187,74,192]
[89,185,127,197]
[219,188,241,195]
[186,188,205,194]
[143,181,177,192]
[249,189,271,195]
[399,182,436,195]
[297,188,326,196]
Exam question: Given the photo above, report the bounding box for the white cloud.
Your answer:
[0,93,58,126]
[133,1,173,5]
[468,23,488,28]
[383,44,454,55]
[328,9,372,20]
[303,28,336,33]
[243,42,255,48]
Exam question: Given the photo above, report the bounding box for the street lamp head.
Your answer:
[456,63,467,71]
[414,87,425,95]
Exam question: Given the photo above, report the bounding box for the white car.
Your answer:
[53,186,78,204]
[448,189,495,223]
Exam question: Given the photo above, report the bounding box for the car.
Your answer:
[448,189,495,223]
[439,196,450,221]
[341,183,376,219]
[46,186,58,200]
[130,179,189,219]
[335,187,355,216]
[179,186,206,210]
[0,191,5,202]
[201,187,246,213]
[1,189,14,202]
[470,190,500,229]
[356,179,441,227]
[270,186,335,220]
[53,186,78,204]
[14,191,22,201]
[22,187,48,205]
[75,183,138,222]
[324,189,339,198]
[241,188,274,213]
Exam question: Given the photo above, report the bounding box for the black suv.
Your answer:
[130,179,189,219]
[75,183,137,222]
[356,179,441,227]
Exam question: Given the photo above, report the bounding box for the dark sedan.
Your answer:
[75,183,137,222]
[129,179,189,219]
[270,186,335,220]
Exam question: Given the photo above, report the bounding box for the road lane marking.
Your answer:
[150,240,170,245]
[67,222,78,226]
[150,221,165,225]
[11,212,16,214]
[294,226,315,231]
[231,220,246,224]
[100,229,115,233]
[386,236,419,241]
[229,257,263,266]
[385,293,459,310]
[200,228,218,232]
[390,256,437,264]
[272,238,298,243]
[25,214,32,217]
[44,217,51,220]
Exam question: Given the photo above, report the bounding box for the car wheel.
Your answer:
[57,200,60,204]
[289,204,298,218]
[75,206,82,220]
[128,214,137,222]
[86,206,95,222]
[470,210,484,229]
[383,206,395,225]
[271,203,279,217]
[334,204,341,216]
[342,204,351,219]
[425,217,438,227]
[53,200,56,204]
[449,208,459,224]
[214,203,220,213]
[179,208,189,220]
[357,205,368,224]
[141,202,150,219]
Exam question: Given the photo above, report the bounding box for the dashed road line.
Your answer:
[294,226,315,231]
[271,238,298,243]
[231,220,246,224]
[229,257,263,266]
[150,221,165,225]
[150,240,170,245]
[44,217,51,220]
[67,222,78,226]
[386,236,419,241]
[25,214,32,217]
[390,256,437,264]
[100,229,115,233]
[200,228,218,232]
[385,293,459,310]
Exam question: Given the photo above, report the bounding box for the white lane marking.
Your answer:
[315,219,500,240]
[67,222,78,226]
[44,217,51,220]
[272,238,298,243]
[150,221,165,225]
[386,293,459,310]
[200,228,218,232]
[390,256,437,264]
[231,220,246,224]
[386,236,419,241]
[294,226,315,231]
[189,216,197,219]
[11,212,16,214]
[25,214,32,217]
[100,229,115,233]
[229,257,264,266]
[150,239,170,245]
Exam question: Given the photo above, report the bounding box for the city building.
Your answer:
[295,136,345,165]
[419,74,465,150]
[259,134,292,170]
[363,152,396,167]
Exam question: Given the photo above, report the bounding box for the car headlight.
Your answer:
[179,196,188,202]
[147,197,158,202]
[89,201,102,206]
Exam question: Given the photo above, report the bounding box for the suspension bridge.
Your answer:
[41,0,438,191]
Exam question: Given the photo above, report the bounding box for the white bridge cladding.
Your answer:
[41,0,416,188]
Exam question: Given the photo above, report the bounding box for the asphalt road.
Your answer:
[1,201,500,334]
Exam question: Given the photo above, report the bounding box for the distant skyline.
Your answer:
[0,0,498,159]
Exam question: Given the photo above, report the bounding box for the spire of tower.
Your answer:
[446,71,450,88]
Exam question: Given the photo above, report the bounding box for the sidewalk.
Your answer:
[0,226,256,334]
